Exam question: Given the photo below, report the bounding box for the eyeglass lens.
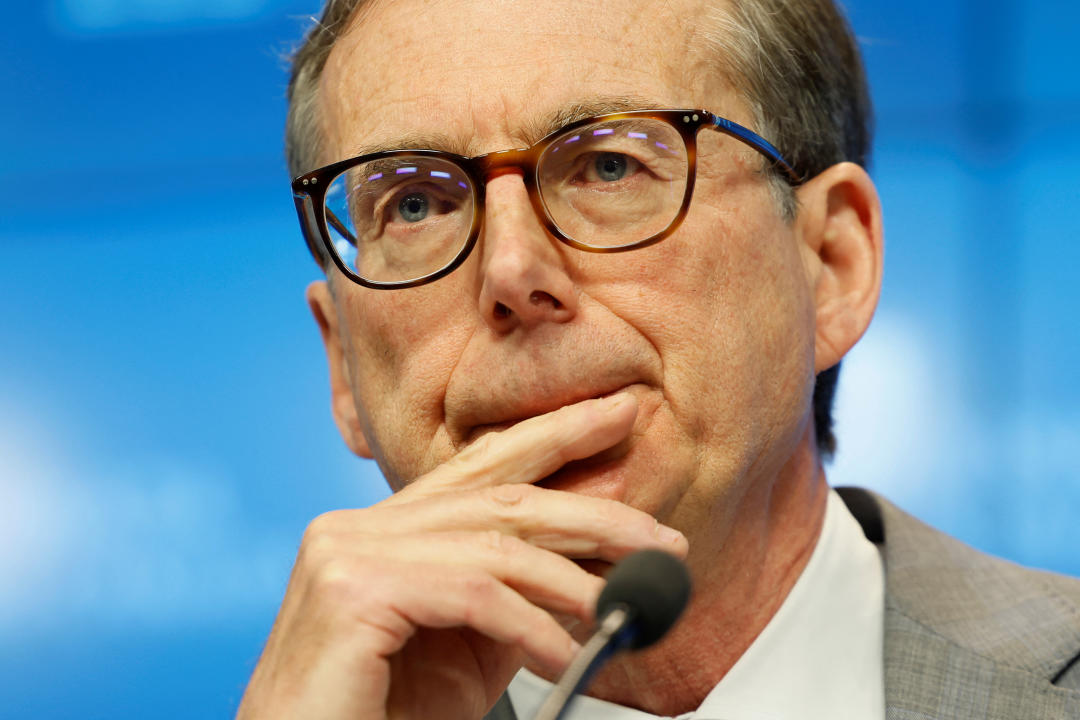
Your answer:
[323,117,689,284]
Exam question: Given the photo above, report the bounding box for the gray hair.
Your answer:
[283,0,873,458]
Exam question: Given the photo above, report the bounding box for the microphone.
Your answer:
[532,549,691,720]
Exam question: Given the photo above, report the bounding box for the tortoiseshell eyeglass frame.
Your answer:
[291,109,804,290]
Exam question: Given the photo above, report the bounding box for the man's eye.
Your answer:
[379,186,458,226]
[582,152,642,183]
[397,192,430,222]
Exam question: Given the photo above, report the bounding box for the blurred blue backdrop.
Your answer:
[1,1,1078,717]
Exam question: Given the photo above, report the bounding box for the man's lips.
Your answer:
[456,379,646,448]
[537,435,634,489]
[466,384,654,504]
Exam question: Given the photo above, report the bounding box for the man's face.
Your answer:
[317,0,818,543]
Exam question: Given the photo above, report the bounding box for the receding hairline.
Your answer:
[329,94,673,161]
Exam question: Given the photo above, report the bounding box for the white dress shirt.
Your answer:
[507,489,885,720]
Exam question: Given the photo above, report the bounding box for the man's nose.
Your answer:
[476,172,579,333]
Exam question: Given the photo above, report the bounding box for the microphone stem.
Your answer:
[532,605,633,720]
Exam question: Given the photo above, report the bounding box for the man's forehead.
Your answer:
[318,0,720,162]
[337,94,670,158]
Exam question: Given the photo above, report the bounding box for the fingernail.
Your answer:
[654,521,685,545]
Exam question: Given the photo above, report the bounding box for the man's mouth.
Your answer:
[459,382,644,449]
[538,436,633,486]
[530,433,636,512]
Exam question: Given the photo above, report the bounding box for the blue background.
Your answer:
[1,1,1078,717]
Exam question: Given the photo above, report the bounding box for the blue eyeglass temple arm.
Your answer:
[707,113,804,185]
[325,207,355,244]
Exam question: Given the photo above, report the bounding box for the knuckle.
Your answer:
[502,623,531,651]
[592,498,649,542]
[308,509,338,532]
[304,557,399,632]
[481,528,507,551]
[482,529,527,556]
[299,528,338,565]
[458,571,499,612]
[488,483,536,510]
[309,556,359,600]
[302,511,340,545]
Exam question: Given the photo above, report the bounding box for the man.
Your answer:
[237,0,1080,717]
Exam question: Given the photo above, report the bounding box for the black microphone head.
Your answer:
[595,549,691,649]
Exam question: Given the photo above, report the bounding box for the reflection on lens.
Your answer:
[538,119,688,248]
[324,156,474,283]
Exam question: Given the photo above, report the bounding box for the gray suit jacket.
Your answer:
[484,487,1080,719]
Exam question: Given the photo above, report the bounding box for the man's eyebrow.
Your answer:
[345,95,667,159]
[523,95,667,145]
[345,130,465,159]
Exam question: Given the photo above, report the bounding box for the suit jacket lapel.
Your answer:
[838,487,1080,720]
[882,602,1079,720]
[487,487,1080,720]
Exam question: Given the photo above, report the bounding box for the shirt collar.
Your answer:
[507,489,885,720]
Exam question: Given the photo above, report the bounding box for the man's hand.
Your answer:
[235,393,688,720]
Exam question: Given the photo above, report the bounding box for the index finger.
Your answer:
[414,392,639,496]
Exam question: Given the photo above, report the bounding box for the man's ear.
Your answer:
[795,161,884,373]
[306,281,374,459]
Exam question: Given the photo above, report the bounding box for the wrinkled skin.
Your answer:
[237,0,883,717]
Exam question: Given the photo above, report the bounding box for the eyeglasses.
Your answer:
[292,109,802,289]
